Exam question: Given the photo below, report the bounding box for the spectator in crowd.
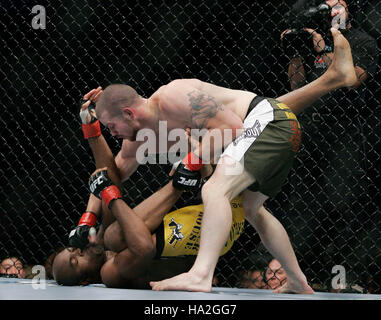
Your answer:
[265,259,288,290]
[239,269,269,289]
[212,275,220,287]
[0,257,26,278]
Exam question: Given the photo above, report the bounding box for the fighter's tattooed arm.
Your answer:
[183,89,243,162]
[187,91,224,129]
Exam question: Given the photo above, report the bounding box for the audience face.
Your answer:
[0,257,25,278]
[240,269,269,289]
[247,270,268,289]
[212,275,220,286]
[265,259,287,289]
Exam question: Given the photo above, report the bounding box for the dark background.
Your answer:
[1,0,380,291]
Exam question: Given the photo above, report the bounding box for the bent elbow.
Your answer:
[134,241,156,260]
[100,264,124,288]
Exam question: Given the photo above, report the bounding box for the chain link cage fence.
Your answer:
[1,0,380,293]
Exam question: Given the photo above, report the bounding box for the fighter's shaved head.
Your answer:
[96,84,140,119]
[52,249,82,286]
[52,244,106,286]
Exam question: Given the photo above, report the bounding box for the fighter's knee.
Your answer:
[243,201,252,215]
[201,180,216,199]
[201,179,231,202]
[201,180,213,199]
[244,204,266,221]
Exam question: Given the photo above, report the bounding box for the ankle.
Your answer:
[288,272,308,285]
[190,266,214,282]
[322,72,344,90]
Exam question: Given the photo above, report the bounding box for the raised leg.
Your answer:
[277,28,357,115]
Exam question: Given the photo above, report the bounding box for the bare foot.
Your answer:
[326,28,357,88]
[273,278,314,294]
[150,271,212,292]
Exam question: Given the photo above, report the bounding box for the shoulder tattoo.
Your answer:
[187,91,224,129]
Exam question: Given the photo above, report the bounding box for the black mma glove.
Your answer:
[172,152,203,191]
[89,170,122,209]
[68,211,97,249]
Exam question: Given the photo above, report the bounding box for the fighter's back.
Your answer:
[153,79,256,128]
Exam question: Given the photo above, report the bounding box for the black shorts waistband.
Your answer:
[154,222,164,259]
[245,95,266,119]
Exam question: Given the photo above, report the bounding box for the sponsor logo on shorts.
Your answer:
[233,120,262,146]
[167,218,184,247]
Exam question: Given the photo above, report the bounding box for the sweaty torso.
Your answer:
[152,79,256,130]
[120,79,256,160]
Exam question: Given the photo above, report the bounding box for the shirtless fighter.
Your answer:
[82,28,357,293]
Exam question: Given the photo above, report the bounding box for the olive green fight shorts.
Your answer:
[221,96,301,198]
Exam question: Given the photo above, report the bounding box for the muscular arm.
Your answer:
[111,200,155,257]
[85,134,124,227]
[100,199,156,288]
[104,181,183,252]
[88,136,121,188]
[115,140,140,182]
[105,165,213,252]
[85,117,184,251]
[132,182,183,232]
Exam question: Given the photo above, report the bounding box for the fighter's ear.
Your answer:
[122,107,134,120]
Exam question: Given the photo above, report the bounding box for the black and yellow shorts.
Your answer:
[221,96,301,198]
